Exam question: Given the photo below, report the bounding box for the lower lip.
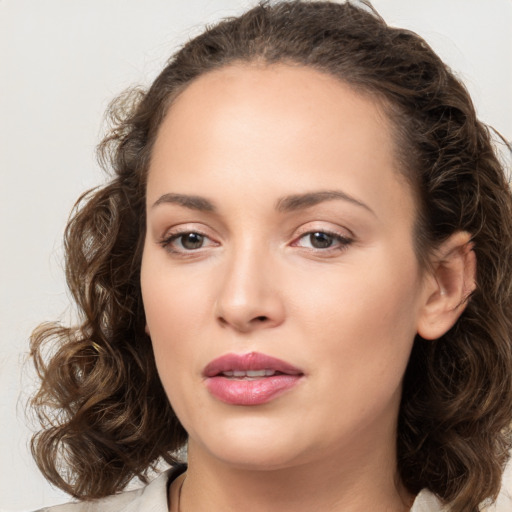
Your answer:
[205,375,302,405]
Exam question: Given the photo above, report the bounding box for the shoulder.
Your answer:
[34,466,185,512]
[33,487,144,512]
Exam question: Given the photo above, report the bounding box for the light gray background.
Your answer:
[1,1,511,510]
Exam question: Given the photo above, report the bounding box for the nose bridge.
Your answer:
[215,235,284,331]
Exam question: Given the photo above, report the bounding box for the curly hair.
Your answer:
[30,2,512,511]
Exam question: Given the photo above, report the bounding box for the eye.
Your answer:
[293,230,352,252]
[304,232,336,249]
[177,232,206,250]
[159,230,217,253]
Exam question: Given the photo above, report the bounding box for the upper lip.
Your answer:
[203,351,304,377]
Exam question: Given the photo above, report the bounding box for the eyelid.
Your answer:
[292,221,354,240]
[158,224,220,255]
[293,230,352,246]
[290,224,354,253]
[298,219,352,233]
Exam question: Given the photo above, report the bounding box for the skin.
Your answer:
[141,63,474,512]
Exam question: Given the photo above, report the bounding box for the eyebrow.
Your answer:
[275,190,375,216]
[152,189,374,216]
[152,193,216,211]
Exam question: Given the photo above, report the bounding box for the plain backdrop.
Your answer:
[1,1,511,510]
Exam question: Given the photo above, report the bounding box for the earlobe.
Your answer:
[417,231,477,340]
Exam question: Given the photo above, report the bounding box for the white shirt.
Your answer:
[35,467,447,512]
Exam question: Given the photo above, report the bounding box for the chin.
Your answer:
[187,416,316,471]
[202,442,308,472]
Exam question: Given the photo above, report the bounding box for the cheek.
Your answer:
[140,246,220,410]
[141,247,211,337]
[295,251,420,329]
[141,257,204,421]
[294,250,422,380]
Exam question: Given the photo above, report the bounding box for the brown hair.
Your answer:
[30,2,512,511]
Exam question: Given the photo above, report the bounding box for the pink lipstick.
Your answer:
[203,352,304,405]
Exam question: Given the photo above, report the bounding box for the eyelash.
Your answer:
[159,230,216,256]
[291,229,353,254]
[158,229,353,256]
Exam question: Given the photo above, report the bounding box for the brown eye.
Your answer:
[160,231,213,255]
[309,232,334,249]
[293,229,353,254]
[179,233,205,250]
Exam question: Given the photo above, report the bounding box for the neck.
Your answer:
[174,422,414,512]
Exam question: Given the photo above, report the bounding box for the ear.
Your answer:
[417,231,477,340]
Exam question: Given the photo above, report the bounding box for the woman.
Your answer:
[31,1,512,511]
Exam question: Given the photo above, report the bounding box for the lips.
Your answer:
[203,352,304,405]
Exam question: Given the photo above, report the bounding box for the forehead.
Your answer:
[147,63,414,225]
[154,63,394,159]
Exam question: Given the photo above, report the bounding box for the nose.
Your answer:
[214,245,285,333]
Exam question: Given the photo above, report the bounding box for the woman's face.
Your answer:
[141,64,430,471]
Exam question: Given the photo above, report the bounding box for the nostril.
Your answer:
[255,316,268,322]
